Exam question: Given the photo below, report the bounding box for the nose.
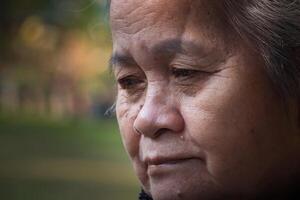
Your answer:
[133,91,184,138]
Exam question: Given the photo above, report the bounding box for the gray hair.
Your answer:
[223,0,300,98]
[109,0,300,98]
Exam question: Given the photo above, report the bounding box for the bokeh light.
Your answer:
[0,1,138,199]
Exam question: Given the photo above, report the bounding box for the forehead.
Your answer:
[110,0,231,67]
[110,1,182,43]
[110,0,223,35]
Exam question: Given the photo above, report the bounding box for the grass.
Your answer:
[0,113,139,200]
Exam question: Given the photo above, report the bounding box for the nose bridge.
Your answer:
[140,83,168,124]
[146,82,167,108]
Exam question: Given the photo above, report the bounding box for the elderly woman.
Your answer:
[109,0,300,199]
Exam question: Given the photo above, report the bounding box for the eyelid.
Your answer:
[118,75,142,84]
[113,66,123,79]
[170,62,212,70]
[170,63,197,70]
[114,63,143,78]
[112,60,141,79]
[171,63,222,73]
[170,66,207,75]
[116,72,146,91]
[116,71,143,81]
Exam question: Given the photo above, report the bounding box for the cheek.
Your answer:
[116,95,150,188]
[180,69,278,187]
[116,96,140,160]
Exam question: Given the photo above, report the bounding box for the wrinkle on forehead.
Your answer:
[110,0,224,34]
[110,0,230,45]
[110,0,235,70]
[110,0,192,35]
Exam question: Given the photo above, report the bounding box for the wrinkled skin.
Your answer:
[110,0,300,199]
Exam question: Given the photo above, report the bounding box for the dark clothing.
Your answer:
[139,189,153,200]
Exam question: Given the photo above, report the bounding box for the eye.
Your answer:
[171,67,200,78]
[117,75,144,90]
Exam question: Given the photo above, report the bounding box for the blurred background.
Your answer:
[0,0,139,199]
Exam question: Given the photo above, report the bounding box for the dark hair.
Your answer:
[223,0,300,98]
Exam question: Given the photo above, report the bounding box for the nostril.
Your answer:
[154,128,170,137]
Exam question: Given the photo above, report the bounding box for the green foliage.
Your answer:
[2,0,109,30]
[0,114,139,200]
[0,0,111,58]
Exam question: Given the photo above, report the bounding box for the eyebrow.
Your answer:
[109,39,205,69]
[109,54,137,70]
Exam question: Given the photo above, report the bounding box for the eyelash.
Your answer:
[118,75,144,89]
[171,67,200,78]
[117,68,213,90]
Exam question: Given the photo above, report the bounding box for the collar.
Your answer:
[139,189,153,200]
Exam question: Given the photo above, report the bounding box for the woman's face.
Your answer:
[110,0,300,199]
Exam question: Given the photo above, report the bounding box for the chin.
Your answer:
[144,166,224,200]
[148,181,224,200]
[137,158,224,200]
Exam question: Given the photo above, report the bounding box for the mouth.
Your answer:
[145,156,203,177]
[146,156,199,166]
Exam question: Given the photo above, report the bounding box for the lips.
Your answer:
[145,156,199,166]
[144,152,205,177]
